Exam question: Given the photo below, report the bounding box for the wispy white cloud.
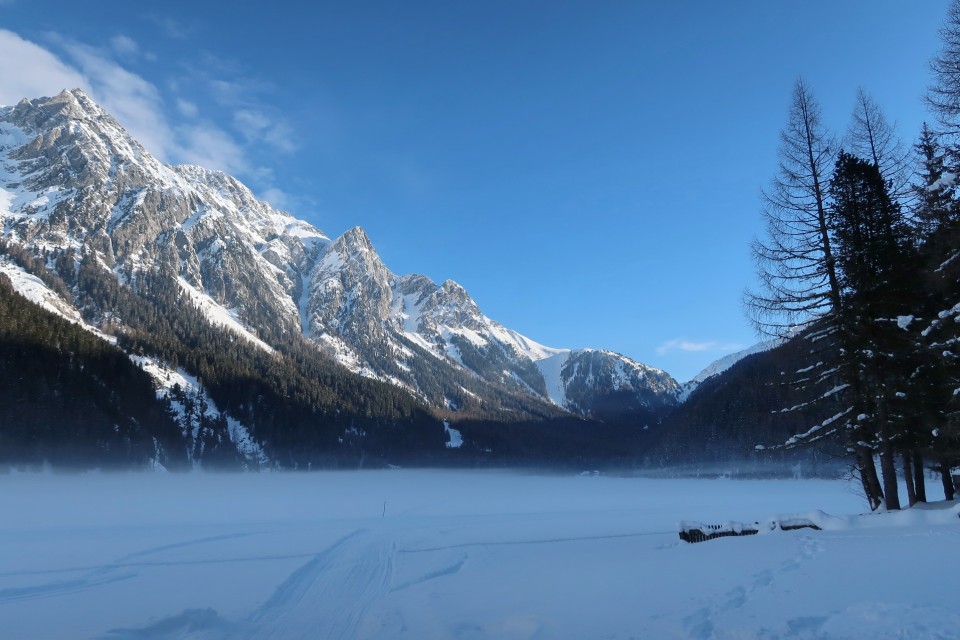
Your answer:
[260,187,292,211]
[210,78,250,104]
[173,122,249,176]
[243,166,295,211]
[54,36,176,161]
[234,109,298,153]
[234,108,270,132]
[0,29,295,211]
[655,338,745,356]
[147,15,191,40]
[183,54,298,155]
[0,30,86,105]
[109,34,139,57]
[175,98,199,118]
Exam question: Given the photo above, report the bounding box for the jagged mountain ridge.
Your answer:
[677,339,782,402]
[0,88,679,422]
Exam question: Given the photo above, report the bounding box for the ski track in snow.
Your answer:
[245,529,395,640]
[98,529,398,640]
[388,556,468,594]
[0,533,255,605]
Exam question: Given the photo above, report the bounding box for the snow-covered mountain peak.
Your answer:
[280,219,329,252]
[172,163,321,248]
[429,280,488,320]
[9,89,128,155]
[49,88,103,118]
[677,339,782,402]
[2,89,682,424]
[175,165,261,215]
[318,227,396,288]
[3,88,181,201]
[174,164,234,189]
[690,340,780,386]
[335,225,376,254]
[174,164,269,214]
[532,347,680,416]
[396,273,434,298]
[10,88,104,127]
[440,279,466,294]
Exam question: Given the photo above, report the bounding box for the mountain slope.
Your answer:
[651,333,846,467]
[677,340,781,402]
[0,268,185,470]
[1,89,678,419]
[0,89,680,467]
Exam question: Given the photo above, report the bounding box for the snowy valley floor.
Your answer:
[1,470,958,640]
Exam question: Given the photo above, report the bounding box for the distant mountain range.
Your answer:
[1,89,696,469]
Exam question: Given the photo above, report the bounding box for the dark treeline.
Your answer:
[1,237,665,471]
[737,1,960,509]
[80,257,450,468]
[0,240,446,468]
[446,415,662,470]
[655,337,846,471]
[0,273,185,469]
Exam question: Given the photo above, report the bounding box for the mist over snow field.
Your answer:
[1,471,958,639]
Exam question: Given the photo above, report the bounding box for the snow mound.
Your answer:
[680,501,960,542]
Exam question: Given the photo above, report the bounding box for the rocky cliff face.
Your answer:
[0,89,680,422]
[1,89,326,344]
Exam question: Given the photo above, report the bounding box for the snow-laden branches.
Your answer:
[783,407,853,448]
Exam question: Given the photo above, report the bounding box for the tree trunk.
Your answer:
[940,464,956,501]
[903,451,917,507]
[879,437,901,510]
[873,383,901,510]
[858,447,884,510]
[913,451,927,503]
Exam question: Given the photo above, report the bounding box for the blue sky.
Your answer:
[0,1,951,381]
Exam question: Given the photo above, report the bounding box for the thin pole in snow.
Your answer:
[382,501,387,518]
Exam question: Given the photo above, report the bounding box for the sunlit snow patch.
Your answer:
[176,277,274,353]
[0,257,115,343]
[444,421,463,448]
[130,355,269,468]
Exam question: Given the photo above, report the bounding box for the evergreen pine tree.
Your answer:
[747,78,841,335]
[928,0,960,139]
[912,123,957,239]
[747,81,890,509]
[845,89,911,202]
[829,151,916,510]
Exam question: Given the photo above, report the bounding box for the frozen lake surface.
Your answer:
[1,470,957,639]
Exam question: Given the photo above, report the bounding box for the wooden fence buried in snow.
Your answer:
[679,518,821,543]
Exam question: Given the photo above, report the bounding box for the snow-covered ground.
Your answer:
[1,471,957,639]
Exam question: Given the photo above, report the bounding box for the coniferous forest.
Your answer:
[0,244,667,470]
[727,5,960,509]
